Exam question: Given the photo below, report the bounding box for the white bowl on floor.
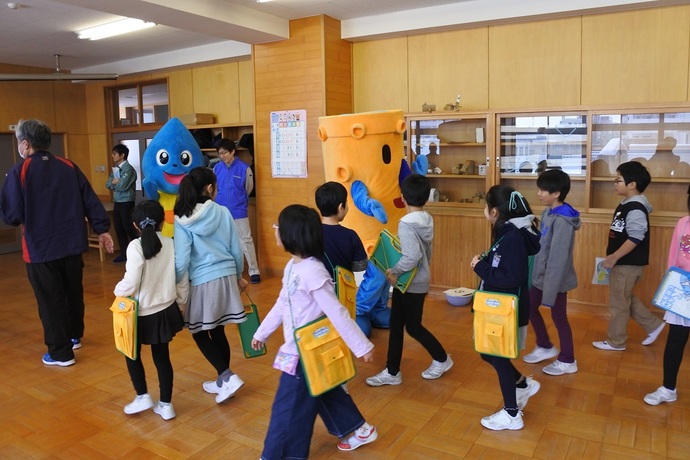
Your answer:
[443,287,475,306]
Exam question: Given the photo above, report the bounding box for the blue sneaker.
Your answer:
[71,339,82,350]
[42,353,75,367]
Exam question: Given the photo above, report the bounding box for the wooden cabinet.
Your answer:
[187,122,254,160]
[406,112,492,209]
[407,107,688,295]
[498,112,588,210]
[590,108,690,215]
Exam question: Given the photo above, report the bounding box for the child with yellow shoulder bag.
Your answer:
[252,205,377,458]
[113,201,186,421]
[470,185,541,431]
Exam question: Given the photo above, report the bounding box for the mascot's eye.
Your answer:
[180,151,192,166]
[156,149,169,166]
[382,144,391,164]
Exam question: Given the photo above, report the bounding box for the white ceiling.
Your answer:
[0,0,683,76]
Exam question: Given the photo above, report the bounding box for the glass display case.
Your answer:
[498,112,588,209]
[406,113,490,207]
[590,109,690,214]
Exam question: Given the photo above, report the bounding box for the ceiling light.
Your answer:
[76,18,156,41]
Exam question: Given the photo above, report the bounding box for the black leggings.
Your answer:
[386,290,447,375]
[126,342,173,403]
[480,354,523,410]
[663,324,690,390]
[192,326,231,375]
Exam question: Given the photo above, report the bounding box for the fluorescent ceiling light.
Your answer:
[77,18,156,41]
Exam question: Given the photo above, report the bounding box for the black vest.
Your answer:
[607,201,650,266]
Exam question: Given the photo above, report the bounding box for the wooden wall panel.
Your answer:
[168,69,194,118]
[254,16,347,275]
[0,81,56,128]
[52,81,87,134]
[84,83,106,135]
[0,64,56,129]
[88,134,109,196]
[581,6,690,105]
[408,28,489,112]
[238,60,255,123]
[429,211,490,289]
[323,15,353,116]
[65,134,90,173]
[192,63,241,124]
[353,37,408,113]
[489,17,582,109]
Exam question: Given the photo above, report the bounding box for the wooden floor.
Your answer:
[1,249,690,459]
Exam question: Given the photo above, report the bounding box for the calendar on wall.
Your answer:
[270,109,307,178]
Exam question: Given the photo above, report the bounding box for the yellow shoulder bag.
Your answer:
[288,261,356,396]
[110,296,138,360]
[110,266,143,360]
[473,290,519,359]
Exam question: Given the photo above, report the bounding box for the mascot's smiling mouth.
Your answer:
[393,197,405,208]
[164,172,185,185]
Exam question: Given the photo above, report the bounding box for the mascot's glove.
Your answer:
[142,180,160,201]
[412,154,429,175]
[351,180,388,224]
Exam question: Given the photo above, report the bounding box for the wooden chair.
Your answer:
[86,220,105,262]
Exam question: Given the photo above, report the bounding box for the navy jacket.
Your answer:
[0,151,110,263]
[474,217,541,327]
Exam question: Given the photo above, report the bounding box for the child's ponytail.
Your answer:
[131,200,165,259]
[174,167,217,218]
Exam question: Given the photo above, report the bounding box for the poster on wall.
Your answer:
[270,110,308,178]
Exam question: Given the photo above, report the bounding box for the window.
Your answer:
[108,80,169,128]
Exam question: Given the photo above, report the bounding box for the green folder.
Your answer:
[237,297,267,359]
[370,229,418,293]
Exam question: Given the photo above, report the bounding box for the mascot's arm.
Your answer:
[412,154,428,175]
[142,179,160,201]
[351,180,387,224]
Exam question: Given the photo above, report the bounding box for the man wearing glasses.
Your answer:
[214,138,261,284]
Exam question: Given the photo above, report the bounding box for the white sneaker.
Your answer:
[366,369,402,386]
[422,355,453,379]
[592,340,626,351]
[153,401,176,420]
[337,422,378,451]
[642,323,666,346]
[216,374,245,403]
[203,380,221,394]
[522,346,559,364]
[516,377,540,410]
[542,360,578,376]
[480,409,524,431]
[644,386,677,405]
[124,393,154,414]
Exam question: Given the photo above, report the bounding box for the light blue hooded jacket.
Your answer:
[174,199,244,286]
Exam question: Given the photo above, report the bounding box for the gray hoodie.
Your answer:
[531,203,582,306]
[390,210,434,294]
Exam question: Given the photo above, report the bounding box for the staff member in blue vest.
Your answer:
[106,144,138,263]
[214,138,261,283]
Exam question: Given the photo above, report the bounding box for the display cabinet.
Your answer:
[497,112,588,210]
[187,123,254,158]
[590,109,690,214]
[406,112,491,208]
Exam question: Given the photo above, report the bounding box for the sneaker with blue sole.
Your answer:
[42,353,75,367]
